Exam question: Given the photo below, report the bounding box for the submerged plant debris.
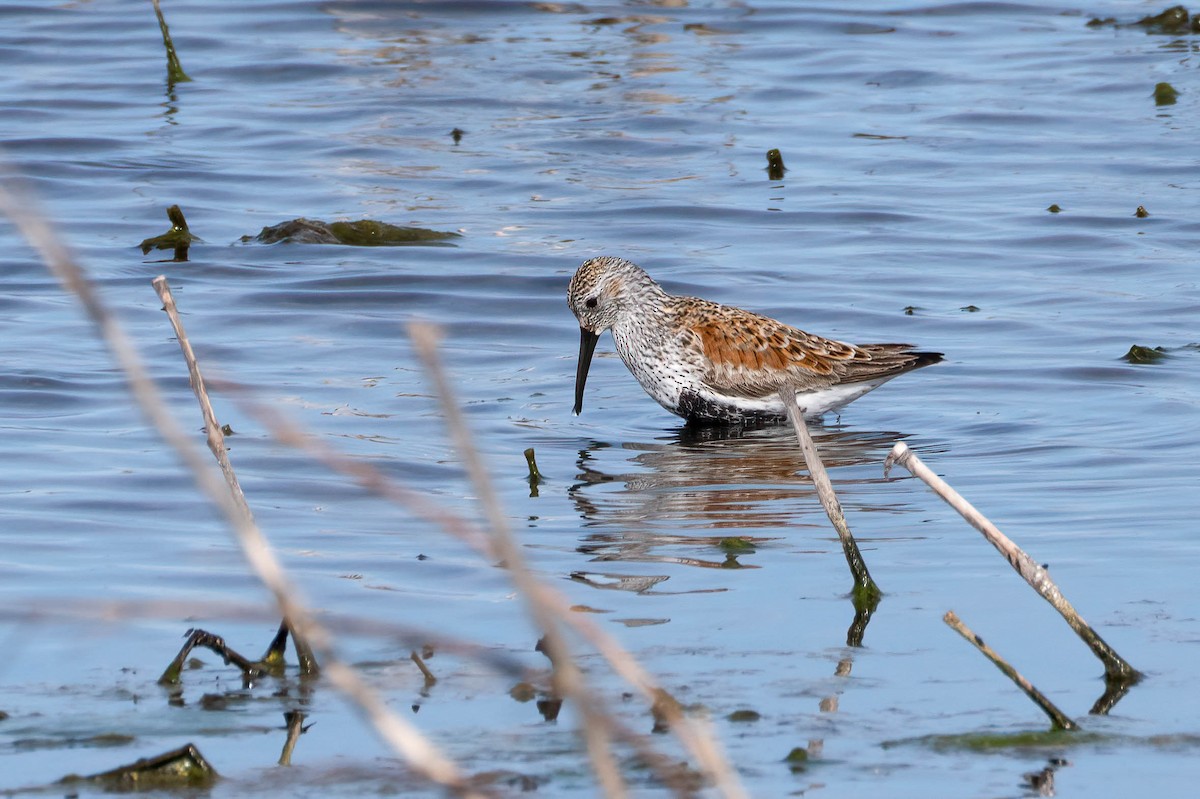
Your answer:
[150,0,191,85]
[884,728,1102,752]
[765,148,787,180]
[1123,344,1168,363]
[242,218,461,246]
[1087,5,1200,33]
[1154,82,1180,105]
[60,743,218,789]
[139,205,199,261]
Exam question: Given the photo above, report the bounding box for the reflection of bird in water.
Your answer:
[569,423,925,572]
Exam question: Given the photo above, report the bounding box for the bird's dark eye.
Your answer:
[585,297,598,309]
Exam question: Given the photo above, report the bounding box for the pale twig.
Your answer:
[0,179,486,798]
[204,339,748,798]
[778,389,880,601]
[885,442,1140,684]
[943,611,1078,731]
[411,322,628,798]
[412,322,748,799]
[152,276,317,675]
[149,278,485,795]
[278,710,308,766]
[411,650,437,686]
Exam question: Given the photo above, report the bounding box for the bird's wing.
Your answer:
[671,298,870,399]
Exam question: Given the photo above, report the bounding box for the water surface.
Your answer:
[2,1,1199,796]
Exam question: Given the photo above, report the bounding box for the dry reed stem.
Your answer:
[411,650,437,685]
[886,442,1140,684]
[943,611,1079,730]
[409,322,628,798]
[0,180,486,798]
[152,277,317,675]
[778,389,879,597]
[411,322,747,798]
[278,710,307,766]
[216,349,749,799]
[150,278,486,796]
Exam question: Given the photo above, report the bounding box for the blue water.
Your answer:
[2,1,1199,796]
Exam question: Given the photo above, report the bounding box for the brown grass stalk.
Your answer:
[411,322,750,799]
[0,179,487,797]
[778,389,880,600]
[214,352,749,799]
[152,276,317,675]
[886,442,1140,684]
[943,611,1078,730]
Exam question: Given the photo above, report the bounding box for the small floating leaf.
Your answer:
[717,536,754,552]
[1153,82,1179,106]
[728,709,761,723]
[784,746,809,770]
[509,682,537,702]
[139,205,200,261]
[765,148,787,180]
[960,304,981,313]
[1135,6,1194,34]
[1123,344,1167,363]
[1047,203,1062,213]
[61,744,218,789]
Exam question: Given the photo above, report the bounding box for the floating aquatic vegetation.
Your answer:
[1135,5,1199,34]
[60,743,218,789]
[139,205,199,261]
[242,218,461,246]
[1087,6,1200,33]
[1123,344,1168,363]
[765,148,787,180]
[524,447,543,497]
[150,0,191,85]
[1154,82,1179,105]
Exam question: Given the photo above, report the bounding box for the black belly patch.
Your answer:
[676,389,786,426]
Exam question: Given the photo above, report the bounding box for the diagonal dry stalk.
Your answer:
[213,333,748,799]
[408,322,628,798]
[0,179,489,798]
[778,389,881,604]
[415,322,748,799]
[153,276,317,675]
[886,442,1140,686]
[943,611,1078,730]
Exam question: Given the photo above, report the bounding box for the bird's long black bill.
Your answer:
[574,327,600,415]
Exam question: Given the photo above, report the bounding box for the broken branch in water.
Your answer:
[885,442,1141,688]
[146,277,482,795]
[153,275,319,678]
[943,611,1079,731]
[278,710,311,766]
[0,173,485,797]
[779,389,882,615]
[218,371,743,798]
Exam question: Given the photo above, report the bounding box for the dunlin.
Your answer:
[568,256,942,424]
